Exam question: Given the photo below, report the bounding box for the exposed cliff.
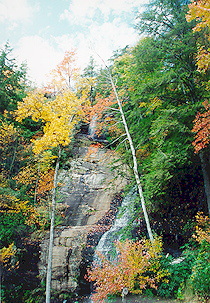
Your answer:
[38,137,129,298]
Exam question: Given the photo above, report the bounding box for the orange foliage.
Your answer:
[47,50,79,91]
[82,92,117,123]
[37,169,55,196]
[136,144,150,160]
[13,165,37,186]
[86,238,168,302]
[82,92,122,139]
[192,101,210,153]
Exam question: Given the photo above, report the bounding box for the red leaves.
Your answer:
[86,238,167,302]
[82,92,117,122]
[192,101,210,153]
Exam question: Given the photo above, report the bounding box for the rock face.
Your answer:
[38,138,128,296]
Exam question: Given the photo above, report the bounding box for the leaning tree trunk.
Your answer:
[45,146,61,303]
[109,75,154,242]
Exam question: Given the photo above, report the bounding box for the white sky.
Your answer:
[0,0,148,86]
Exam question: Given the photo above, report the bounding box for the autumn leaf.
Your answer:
[192,101,210,153]
[87,238,168,302]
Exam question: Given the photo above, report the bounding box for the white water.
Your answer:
[94,188,137,263]
[88,115,97,139]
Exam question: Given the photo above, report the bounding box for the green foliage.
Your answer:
[0,43,27,115]
[151,214,210,300]
[189,241,210,298]
[100,0,208,218]
[0,212,29,247]
[154,252,194,298]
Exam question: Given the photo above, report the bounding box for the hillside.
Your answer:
[0,0,210,302]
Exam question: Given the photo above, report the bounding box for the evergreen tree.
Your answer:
[0,43,27,115]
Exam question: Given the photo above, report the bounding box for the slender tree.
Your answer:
[109,72,154,242]
[15,88,83,302]
[45,146,61,303]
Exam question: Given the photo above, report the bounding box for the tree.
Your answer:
[109,73,154,242]
[89,0,208,248]
[81,57,98,104]
[0,43,27,114]
[15,87,84,302]
[186,0,210,73]
[192,101,210,214]
[0,118,19,175]
[136,0,202,105]
[87,238,167,302]
[47,50,79,93]
[131,0,209,215]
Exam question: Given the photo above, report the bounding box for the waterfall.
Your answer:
[88,115,97,140]
[88,115,107,142]
[94,188,137,263]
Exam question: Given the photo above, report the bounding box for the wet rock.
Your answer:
[38,141,129,296]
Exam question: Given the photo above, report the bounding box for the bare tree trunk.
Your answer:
[109,75,154,242]
[0,263,2,303]
[199,150,210,215]
[45,146,61,303]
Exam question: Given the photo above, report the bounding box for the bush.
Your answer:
[189,240,210,299]
[86,237,169,302]
[155,252,194,298]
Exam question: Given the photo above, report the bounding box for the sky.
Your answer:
[0,0,148,86]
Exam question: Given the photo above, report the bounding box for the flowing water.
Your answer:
[94,188,137,263]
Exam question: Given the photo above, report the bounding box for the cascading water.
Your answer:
[88,115,97,139]
[88,115,107,142]
[94,188,137,263]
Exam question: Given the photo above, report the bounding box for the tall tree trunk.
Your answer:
[45,147,61,303]
[199,150,210,215]
[109,75,154,242]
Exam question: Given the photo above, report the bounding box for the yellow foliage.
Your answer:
[75,76,96,104]
[0,171,9,187]
[0,194,40,226]
[15,91,48,122]
[15,88,84,154]
[13,165,37,185]
[37,150,57,172]
[0,119,17,146]
[87,237,169,302]
[196,46,210,72]
[139,97,162,115]
[186,0,210,32]
[0,243,16,263]
[193,212,210,243]
[186,0,210,73]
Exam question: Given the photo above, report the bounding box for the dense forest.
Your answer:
[0,0,209,302]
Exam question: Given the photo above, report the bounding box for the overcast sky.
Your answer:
[0,0,148,86]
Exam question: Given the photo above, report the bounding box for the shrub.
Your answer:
[155,252,194,298]
[189,213,210,300]
[86,237,169,302]
[157,213,210,300]
[189,240,210,300]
